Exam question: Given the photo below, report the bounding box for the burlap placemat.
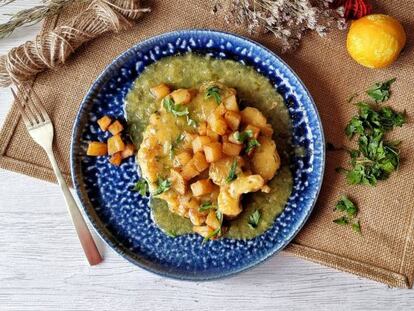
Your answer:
[0,0,413,288]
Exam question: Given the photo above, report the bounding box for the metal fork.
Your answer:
[11,85,102,266]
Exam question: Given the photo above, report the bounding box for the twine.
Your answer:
[0,0,150,87]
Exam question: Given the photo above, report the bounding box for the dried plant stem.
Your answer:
[0,0,90,39]
[213,0,346,53]
[0,0,150,87]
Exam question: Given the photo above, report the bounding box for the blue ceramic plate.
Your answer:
[71,30,325,280]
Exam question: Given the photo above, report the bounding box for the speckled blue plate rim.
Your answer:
[70,29,326,280]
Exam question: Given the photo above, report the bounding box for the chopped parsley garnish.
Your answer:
[333,196,361,234]
[169,133,186,159]
[335,195,358,218]
[199,201,215,212]
[248,210,261,229]
[233,129,253,142]
[202,227,221,243]
[187,116,197,128]
[225,159,238,183]
[206,86,221,104]
[333,216,349,225]
[340,83,406,187]
[133,179,148,196]
[163,97,189,117]
[366,78,396,102]
[153,178,171,195]
[245,139,261,153]
[352,221,362,234]
[165,230,177,238]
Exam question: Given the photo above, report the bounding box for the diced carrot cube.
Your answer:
[190,179,214,196]
[121,143,135,159]
[150,83,170,99]
[107,134,125,155]
[109,152,122,166]
[223,94,239,111]
[198,121,207,136]
[171,88,192,104]
[222,142,243,156]
[207,113,227,135]
[192,135,211,153]
[181,162,200,180]
[245,124,260,139]
[108,120,124,135]
[203,142,223,163]
[206,127,220,141]
[224,111,241,131]
[87,141,107,156]
[206,210,221,229]
[97,116,112,131]
[173,151,193,168]
[192,152,209,172]
[170,169,187,195]
[215,103,227,116]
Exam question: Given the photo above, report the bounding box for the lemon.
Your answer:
[347,14,406,68]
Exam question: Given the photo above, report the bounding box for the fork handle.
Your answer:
[46,149,103,266]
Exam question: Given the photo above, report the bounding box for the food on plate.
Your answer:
[87,116,135,166]
[126,53,293,240]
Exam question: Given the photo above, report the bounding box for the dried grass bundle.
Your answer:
[213,0,346,52]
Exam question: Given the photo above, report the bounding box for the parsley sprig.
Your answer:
[163,97,189,117]
[233,129,253,143]
[333,196,361,234]
[366,78,396,103]
[248,210,261,229]
[153,178,171,195]
[199,201,215,212]
[206,86,221,104]
[133,179,149,196]
[245,139,261,153]
[225,159,238,183]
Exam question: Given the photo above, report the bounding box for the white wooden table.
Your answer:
[0,2,413,310]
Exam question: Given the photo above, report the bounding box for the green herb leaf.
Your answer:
[165,230,177,238]
[352,220,362,234]
[199,201,215,212]
[333,216,349,225]
[248,210,261,229]
[206,86,221,104]
[133,179,149,196]
[187,117,197,128]
[335,195,358,218]
[202,227,221,243]
[234,130,253,143]
[366,78,396,102]
[245,139,261,153]
[225,159,238,183]
[163,97,189,117]
[153,178,171,195]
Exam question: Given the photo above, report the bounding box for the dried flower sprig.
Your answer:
[213,0,346,53]
[0,0,90,39]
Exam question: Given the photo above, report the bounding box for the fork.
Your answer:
[11,85,102,266]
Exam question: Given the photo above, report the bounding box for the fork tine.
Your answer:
[16,84,43,124]
[27,85,51,122]
[11,88,33,128]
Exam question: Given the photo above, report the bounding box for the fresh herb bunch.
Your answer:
[333,195,361,234]
[226,159,238,183]
[340,79,406,186]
